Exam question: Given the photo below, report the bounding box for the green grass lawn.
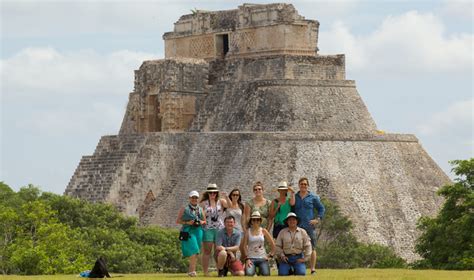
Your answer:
[1,269,473,280]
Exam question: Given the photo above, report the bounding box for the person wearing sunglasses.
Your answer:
[294,177,325,275]
[200,183,229,276]
[243,182,272,232]
[222,188,245,235]
[176,190,206,277]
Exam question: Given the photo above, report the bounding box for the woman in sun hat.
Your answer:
[200,183,229,276]
[176,190,206,277]
[242,211,275,276]
[269,181,296,238]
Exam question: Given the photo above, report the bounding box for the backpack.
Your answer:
[88,256,111,278]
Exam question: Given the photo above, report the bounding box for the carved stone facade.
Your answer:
[119,58,208,134]
[66,3,450,262]
[164,3,318,60]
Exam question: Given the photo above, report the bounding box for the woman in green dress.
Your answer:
[176,190,206,277]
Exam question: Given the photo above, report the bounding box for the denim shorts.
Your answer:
[301,226,317,248]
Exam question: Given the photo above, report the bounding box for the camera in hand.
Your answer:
[193,219,201,227]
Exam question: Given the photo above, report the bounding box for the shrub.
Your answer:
[317,198,406,269]
[0,184,188,274]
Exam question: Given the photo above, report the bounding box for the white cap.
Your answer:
[189,190,200,198]
[285,212,298,221]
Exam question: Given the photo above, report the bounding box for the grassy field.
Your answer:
[1,269,473,280]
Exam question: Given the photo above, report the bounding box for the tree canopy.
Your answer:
[415,158,474,270]
[0,183,186,275]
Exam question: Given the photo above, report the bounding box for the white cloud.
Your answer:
[15,102,124,136]
[293,0,360,18]
[440,0,473,21]
[1,1,182,37]
[416,99,473,178]
[319,10,473,75]
[1,0,361,38]
[1,47,157,99]
[418,99,474,137]
[1,47,157,141]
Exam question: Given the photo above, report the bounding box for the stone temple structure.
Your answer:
[65,3,450,261]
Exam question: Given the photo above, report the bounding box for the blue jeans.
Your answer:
[278,253,306,276]
[245,258,270,276]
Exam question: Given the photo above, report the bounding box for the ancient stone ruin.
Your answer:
[65,3,450,261]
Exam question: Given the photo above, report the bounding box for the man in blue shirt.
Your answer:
[215,216,245,277]
[294,177,325,275]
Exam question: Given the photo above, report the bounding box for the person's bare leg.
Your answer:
[189,254,197,273]
[310,250,317,272]
[216,250,227,270]
[202,242,213,276]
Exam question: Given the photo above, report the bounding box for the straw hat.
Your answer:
[277,181,288,190]
[250,211,262,219]
[206,183,219,192]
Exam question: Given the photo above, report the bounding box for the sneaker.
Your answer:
[187,271,197,277]
[311,270,316,275]
[218,269,226,277]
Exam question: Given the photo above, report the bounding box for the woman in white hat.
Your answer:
[242,211,275,276]
[200,183,229,276]
[176,190,206,277]
[269,181,295,238]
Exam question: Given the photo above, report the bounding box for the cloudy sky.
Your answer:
[1,0,473,194]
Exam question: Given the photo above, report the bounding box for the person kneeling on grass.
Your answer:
[275,212,312,276]
[242,211,275,276]
[215,215,245,277]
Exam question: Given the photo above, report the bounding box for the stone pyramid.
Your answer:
[65,3,449,261]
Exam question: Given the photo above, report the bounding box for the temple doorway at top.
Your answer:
[216,33,229,58]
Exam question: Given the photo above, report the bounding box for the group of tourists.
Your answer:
[176,178,325,277]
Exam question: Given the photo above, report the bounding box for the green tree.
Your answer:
[415,158,474,270]
[129,226,188,272]
[317,198,406,268]
[0,205,19,274]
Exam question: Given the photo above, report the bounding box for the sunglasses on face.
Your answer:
[231,193,240,197]
[253,188,263,192]
[299,183,308,186]
[251,218,261,221]
[209,192,217,195]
